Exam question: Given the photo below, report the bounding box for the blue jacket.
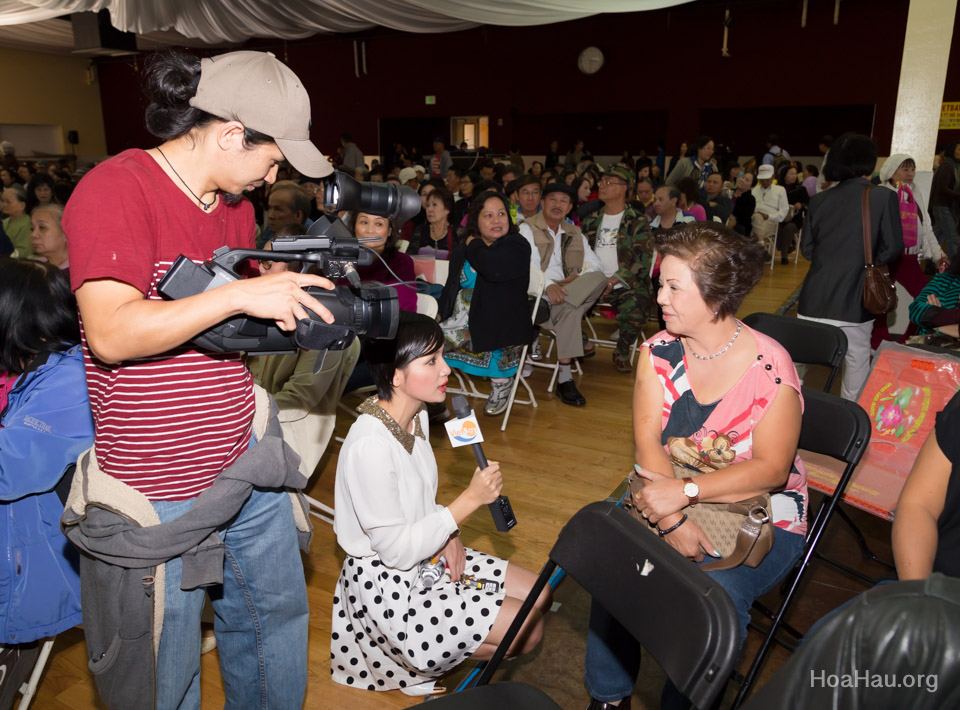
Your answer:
[0,346,93,643]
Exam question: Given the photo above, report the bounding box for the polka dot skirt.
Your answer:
[330,548,508,692]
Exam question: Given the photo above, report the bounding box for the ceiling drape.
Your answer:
[0,0,692,46]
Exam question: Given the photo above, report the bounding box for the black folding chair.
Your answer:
[732,388,871,707]
[741,575,960,710]
[415,501,740,710]
[744,312,888,574]
[742,312,846,393]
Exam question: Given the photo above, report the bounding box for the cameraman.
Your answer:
[62,50,335,709]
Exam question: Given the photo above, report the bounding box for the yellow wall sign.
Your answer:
[941,102,960,129]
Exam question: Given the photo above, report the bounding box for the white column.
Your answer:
[890,0,958,172]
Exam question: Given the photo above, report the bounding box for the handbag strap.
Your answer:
[862,184,875,266]
[700,506,770,572]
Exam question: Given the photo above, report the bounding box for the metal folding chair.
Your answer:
[732,388,871,707]
[414,502,740,710]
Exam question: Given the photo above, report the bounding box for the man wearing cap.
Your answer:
[751,164,789,243]
[430,137,453,180]
[519,183,606,406]
[399,166,420,190]
[580,165,655,373]
[62,50,336,708]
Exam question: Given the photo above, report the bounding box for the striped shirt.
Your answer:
[909,272,960,334]
[65,150,256,501]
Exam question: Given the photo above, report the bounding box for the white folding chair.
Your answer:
[15,637,55,710]
[531,328,582,393]
[500,268,544,430]
[433,259,450,286]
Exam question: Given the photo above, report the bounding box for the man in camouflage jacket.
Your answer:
[581,164,655,373]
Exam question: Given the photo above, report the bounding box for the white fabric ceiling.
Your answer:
[0,0,691,53]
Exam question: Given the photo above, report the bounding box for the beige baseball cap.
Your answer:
[189,51,333,178]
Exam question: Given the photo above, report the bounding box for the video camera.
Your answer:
[157,172,421,358]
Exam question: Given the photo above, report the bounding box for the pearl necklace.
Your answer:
[686,320,742,361]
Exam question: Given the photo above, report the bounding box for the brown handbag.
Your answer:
[861,184,898,315]
[625,463,774,572]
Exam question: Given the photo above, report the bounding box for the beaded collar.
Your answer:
[357,396,425,454]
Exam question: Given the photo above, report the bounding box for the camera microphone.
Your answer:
[447,395,517,532]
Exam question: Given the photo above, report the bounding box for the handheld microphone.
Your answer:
[446,394,517,532]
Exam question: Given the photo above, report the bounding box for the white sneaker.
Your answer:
[484,379,512,416]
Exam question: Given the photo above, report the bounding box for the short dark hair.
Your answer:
[654,223,767,321]
[501,164,523,179]
[805,164,820,177]
[0,258,80,374]
[767,134,780,146]
[676,177,701,207]
[26,172,58,212]
[695,135,714,151]
[825,133,877,182]
[365,312,445,402]
[473,179,500,195]
[425,186,455,216]
[349,211,400,261]
[636,176,655,189]
[656,185,682,205]
[819,135,834,148]
[515,174,540,192]
[340,132,353,142]
[143,51,274,149]
[466,190,517,240]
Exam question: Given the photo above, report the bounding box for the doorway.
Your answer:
[451,116,488,150]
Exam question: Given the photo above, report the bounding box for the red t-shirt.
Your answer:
[64,149,256,501]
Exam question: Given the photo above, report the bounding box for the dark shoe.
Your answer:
[781,256,789,264]
[557,379,586,406]
[586,697,632,710]
[612,351,633,374]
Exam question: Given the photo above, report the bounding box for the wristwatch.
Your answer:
[682,477,700,506]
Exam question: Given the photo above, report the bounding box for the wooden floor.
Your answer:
[38,259,887,709]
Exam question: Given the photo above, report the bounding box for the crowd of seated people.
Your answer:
[8,117,960,710]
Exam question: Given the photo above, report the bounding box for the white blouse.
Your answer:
[334,408,458,571]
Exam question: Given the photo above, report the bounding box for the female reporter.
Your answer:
[584,223,807,709]
[331,313,550,696]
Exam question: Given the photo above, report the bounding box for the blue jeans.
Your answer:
[152,487,309,710]
[584,528,805,703]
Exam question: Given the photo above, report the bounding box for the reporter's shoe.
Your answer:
[557,380,586,406]
[484,378,512,416]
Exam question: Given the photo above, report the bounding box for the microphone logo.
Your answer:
[444,412,485,448]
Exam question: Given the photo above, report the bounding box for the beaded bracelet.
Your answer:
[656,514,688,537]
